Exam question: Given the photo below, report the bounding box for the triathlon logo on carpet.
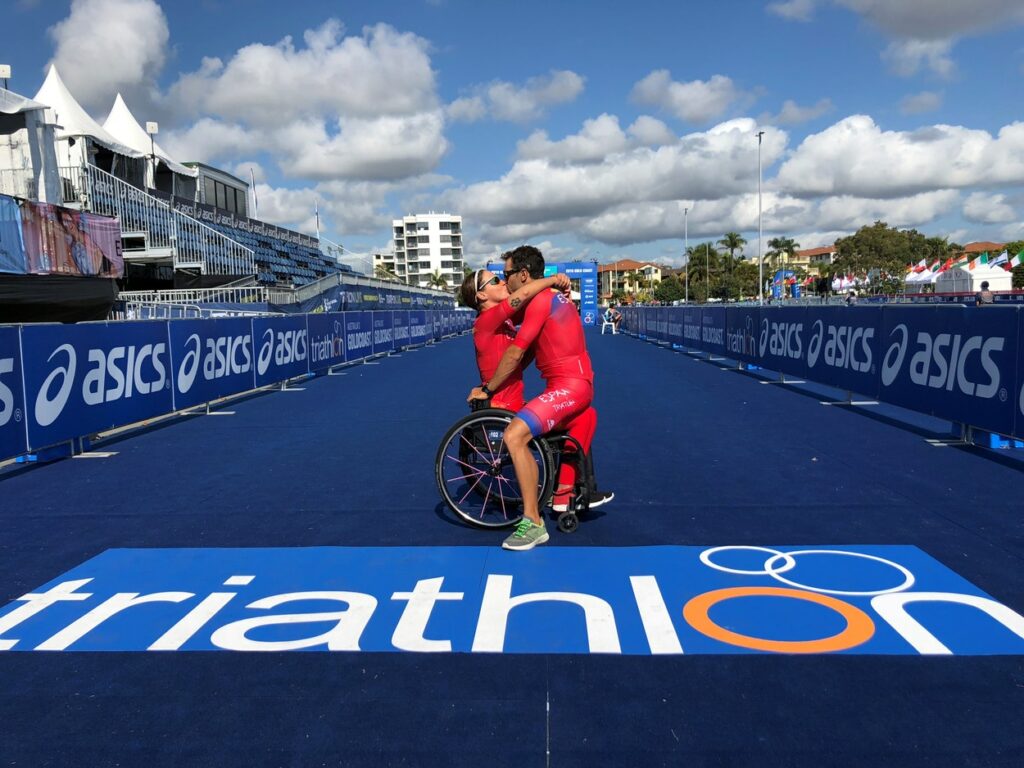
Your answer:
[1,546,1022,655]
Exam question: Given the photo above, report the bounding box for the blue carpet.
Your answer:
[1,331,1023,765]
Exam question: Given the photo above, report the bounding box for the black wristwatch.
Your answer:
[481,383,493,396]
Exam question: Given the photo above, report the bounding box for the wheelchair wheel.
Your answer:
[435,409,555,528]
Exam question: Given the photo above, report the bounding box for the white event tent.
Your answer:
[33,65,144,184]
[0,87,62,203]
[935,265,1012,293]
[102,93,197,197]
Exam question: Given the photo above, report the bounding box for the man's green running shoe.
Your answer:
[502,518,550,551]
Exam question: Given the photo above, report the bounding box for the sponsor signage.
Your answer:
[802,307,881,396]
[305,313,346,372]
[0,326,27,459]
[168,318,254,411]
[344,312,374,361]
[391,311,410,350]
[21,322,173,450]
[879,306,1017,436]
[408,311,431,346]
[371,312,394,356]
[251,316,309,388]
[1,545,1022,655]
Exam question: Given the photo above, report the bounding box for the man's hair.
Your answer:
[503,245,545,279]
[981,281,990,289]
[459,271,482,310]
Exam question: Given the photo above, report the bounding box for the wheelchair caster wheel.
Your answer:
[557,512,579,533]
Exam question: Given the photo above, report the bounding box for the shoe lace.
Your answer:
[513,519,534,537]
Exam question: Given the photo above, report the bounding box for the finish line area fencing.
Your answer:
[620,304,1024,445]
[0,310,472,463]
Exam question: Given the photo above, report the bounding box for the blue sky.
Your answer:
[4,0,1024,270]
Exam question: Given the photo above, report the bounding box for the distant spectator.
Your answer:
[975,281,994,306]
[604,305,622,331]
[845,289,858,306]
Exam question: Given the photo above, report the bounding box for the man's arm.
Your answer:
[507,273,570,311]
[468,344,526,402]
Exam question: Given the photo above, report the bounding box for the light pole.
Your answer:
[705,243,710,301]
[757,129,765,305]
[684,206,689,304]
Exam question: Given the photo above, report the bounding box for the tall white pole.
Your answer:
[684,206,689,304]
[757,130,765,306]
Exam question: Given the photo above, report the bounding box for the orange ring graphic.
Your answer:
[683,586,875,654]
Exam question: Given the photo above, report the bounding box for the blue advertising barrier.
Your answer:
[305,313,347,372]
[629,305,1024,440]
[0,326,27,459]
[344,311,374,362]
[391,311,410,351]
[878,306,1018,437]
[0,310,468,460]
[371,311,395,356]
[408,311,431,346]
[252,316,309,388]
[21,321,175,451]
[168,317,255,412]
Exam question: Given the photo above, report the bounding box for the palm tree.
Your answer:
[428,269,449,290]
[766,236,800,272]
[718,232,747,265]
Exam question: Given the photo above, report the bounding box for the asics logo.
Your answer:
[806,321,874,373]
[760,319,803,360]
[257,328,308,377]
[177,333,253,394]
[0,358,17,427]
[881,324,1005,398]
[35,345,76,427]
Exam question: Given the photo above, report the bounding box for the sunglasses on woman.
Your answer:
[476,275,501,289]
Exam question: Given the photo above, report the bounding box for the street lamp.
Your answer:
[757,129,765,305]
[684,206,689,304]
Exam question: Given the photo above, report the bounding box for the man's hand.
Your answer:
[467,386,489,403]
[553,274,571,294]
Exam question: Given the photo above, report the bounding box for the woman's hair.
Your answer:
[460,270,483,310]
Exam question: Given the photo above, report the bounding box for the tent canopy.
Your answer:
[0,88,49,116]
[935,265,1012,293]
[102,94,197,178]
[33,65,142,159]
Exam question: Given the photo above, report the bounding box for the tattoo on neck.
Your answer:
[510,298,522,307]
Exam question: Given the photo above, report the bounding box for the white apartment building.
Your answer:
[378,213,463,288]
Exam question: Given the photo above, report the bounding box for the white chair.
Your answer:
[601,314,617,334]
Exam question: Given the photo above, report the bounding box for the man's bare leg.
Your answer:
[503,417,542,525]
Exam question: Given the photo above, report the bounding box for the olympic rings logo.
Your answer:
[699,545,915,596]
[683,546,919,654]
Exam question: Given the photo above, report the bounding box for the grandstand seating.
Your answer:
[202,220,345,287]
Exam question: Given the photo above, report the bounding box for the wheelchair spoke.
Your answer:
[479,425,497,464]
[458,432,490,465]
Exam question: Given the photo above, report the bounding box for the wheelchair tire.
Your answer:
[435,409,555,529]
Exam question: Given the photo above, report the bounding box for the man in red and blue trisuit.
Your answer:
[468,245,613,551]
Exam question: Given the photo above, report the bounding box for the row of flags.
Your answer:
[906,250,1024,276]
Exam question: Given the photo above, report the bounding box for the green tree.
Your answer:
[1006,240,1024,289]
[653,276,685,303]
[718,232,747,272]
[766,236,800,273]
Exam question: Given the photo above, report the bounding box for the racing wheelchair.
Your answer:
[434,401,596,533]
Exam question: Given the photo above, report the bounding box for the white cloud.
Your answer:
[168,21,437,126]
[767,0,818,21]
[963,192,1017,224]
[445,119,789,244]
[760,98,833,125]
[627,116,677,147]
[159,20,448,182]
[47,0,169,112]
[900,91,943,114]
[517,114,631,164]
[446,96,486,123]
[630,71,744,124]
[449,71,585,124]
[775,116,1024,198]
[882,39,955,78]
